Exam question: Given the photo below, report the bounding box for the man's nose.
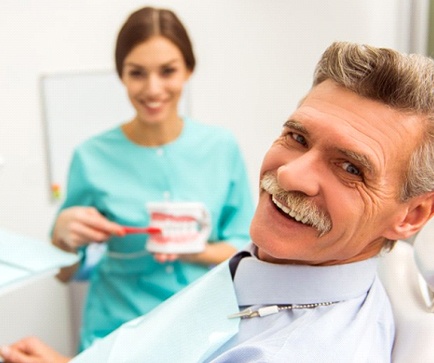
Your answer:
[276,152,321,196]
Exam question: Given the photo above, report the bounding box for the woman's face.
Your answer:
[121,36,191,125]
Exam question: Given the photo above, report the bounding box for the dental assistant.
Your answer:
[50,6,254,351]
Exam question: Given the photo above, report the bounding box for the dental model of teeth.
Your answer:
[145,202,211,254]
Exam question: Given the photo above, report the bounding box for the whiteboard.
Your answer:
[40,70,191,202]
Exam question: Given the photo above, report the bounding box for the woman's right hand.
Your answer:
[52,206,125,252]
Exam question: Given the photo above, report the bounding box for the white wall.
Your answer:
[0,0,425,356]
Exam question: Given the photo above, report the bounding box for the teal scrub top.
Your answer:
[59,117,254,351]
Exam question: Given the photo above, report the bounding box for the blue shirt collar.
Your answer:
[232,244,379,305]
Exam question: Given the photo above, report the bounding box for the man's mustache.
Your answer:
[260,172,332,236]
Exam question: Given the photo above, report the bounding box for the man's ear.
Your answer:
[384,192,434,241]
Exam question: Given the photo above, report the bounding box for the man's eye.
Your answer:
[290,132,307,147]
[342,161,361,176]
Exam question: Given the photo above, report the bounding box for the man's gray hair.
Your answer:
[313,41,434,202]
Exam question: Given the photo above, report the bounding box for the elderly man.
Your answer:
[2,41,434,363]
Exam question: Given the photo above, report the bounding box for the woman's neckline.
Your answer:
[121,116,184,147]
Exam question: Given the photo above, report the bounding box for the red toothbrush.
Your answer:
[122,226,162,235]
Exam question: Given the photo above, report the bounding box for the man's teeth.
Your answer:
[272,196,309,225]
[272,197,290,213]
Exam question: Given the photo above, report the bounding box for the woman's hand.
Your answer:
[52,206,125,282]
[0,337,71,363]
[52,206,125,252]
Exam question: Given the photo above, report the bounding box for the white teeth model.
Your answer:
[272,196,309,226]
[154,219,197,238]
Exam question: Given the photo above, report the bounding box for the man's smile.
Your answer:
[260,172,332,236]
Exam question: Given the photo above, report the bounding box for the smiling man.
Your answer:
[252,79,425,266]
[3,42,434,363]
[205,42,434,362]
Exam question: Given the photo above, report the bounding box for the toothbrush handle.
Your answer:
[122,226,162,234]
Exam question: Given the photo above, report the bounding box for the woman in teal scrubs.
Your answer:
[51,6,254,351]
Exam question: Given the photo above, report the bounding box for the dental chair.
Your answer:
[378,220,434,362]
